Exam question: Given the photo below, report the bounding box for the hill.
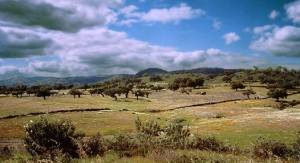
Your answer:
[0,74,133,87]
[171,67,239,74]
[135,68,168,77]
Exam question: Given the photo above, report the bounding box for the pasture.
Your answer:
[1,84,299,150]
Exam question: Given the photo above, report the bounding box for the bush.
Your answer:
[24,117,84,159]
[82,133,107,157]
[291,131,300,159]
[110,134,139,157]
[253,138,291,159]
[191,136,229,152]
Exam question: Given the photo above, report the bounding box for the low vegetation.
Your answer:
[0,66,300,162]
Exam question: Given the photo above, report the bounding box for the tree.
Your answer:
[133,90,144,100]
[36,87,51,100]
[168,83,179,91]
[222,76,232,83]
[267,88,287,102]
[120,85,133,98]
[230,81,245,91]
[104,88,120,100]
[243,89,256,99]
[53,84,66,91]
[195,77,205,88]
[150,75,163,82]
[68,88,82,98]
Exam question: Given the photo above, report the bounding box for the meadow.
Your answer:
[0,71,300,162]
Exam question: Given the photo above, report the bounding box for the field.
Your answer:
[1,82,300,149]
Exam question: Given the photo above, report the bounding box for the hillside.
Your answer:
[171,67,239,74]
[135,68,168,77]
[0,74,133,87]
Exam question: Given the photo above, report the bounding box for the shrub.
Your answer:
[110,134,139,157]
[191,136,229,152]
[24,117,84,159]
[253,138,291,159]
[291,131,300,159]
[82,133,107,157]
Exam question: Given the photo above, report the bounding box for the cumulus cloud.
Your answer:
[253,25,277,35]
[269,10,279,19]
[0,27,53,58]
[223,32,241,44]
[118,3,205,25]
[140,3,205,23]
[0,0,121,32]
[250,25,300,57]
[285,0,300,24]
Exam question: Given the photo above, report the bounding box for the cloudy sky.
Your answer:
[0,0,300,79]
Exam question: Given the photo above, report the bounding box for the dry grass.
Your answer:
[0,86,299,149]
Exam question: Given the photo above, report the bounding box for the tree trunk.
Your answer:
[125,93,128,98]
[78,94,80,98]
[73,95,76,98]
[43,96,46,100]
[136,95,139,100]
[114,96,117,100]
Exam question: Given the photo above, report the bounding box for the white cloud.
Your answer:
[250,26,300,57]
[119,5,142,18]
[141,3,205,23]
[223,32,241,44]
[212,19,222,29]
[285,0,300,24]
[253,25,277,35]
[269,10,279,19]
[118,3,205,25]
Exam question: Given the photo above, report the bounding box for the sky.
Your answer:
[1,0,300,79]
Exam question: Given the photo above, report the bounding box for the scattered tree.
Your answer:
[243,89,256,99]
[267,88,288,102]
[36,87,51,100]
[230,81,245,91]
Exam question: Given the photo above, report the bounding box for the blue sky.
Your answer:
[0,0,300,79]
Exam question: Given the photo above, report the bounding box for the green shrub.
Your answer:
[190,136,229,152]
[110,134,139,157]
[253,138,291,159]
[82,133,107,157]
[291,131,300,159]
[24,117,84,159]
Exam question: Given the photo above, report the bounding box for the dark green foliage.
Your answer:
[291,131,300,159]
[24,117,84,158]
[253,138,291,159]
[68,88,82,98]
[243,89,256,99]
[110,134,139,157]
[168,83,180,91]
[230,81,245,91]
[150,74,163,82]
[267,88,287,102]
[82,134,106,157]
[190,136,229,152]
[135,68,168,77]
[36,86,51,100]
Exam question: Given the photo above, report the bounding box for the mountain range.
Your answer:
[0,67,237,87]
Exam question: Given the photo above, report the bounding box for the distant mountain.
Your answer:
[0,74,133,87]
[135,68,168,77]
[171,67,239,74]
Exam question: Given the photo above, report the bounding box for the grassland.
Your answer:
[0,78,299,162]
